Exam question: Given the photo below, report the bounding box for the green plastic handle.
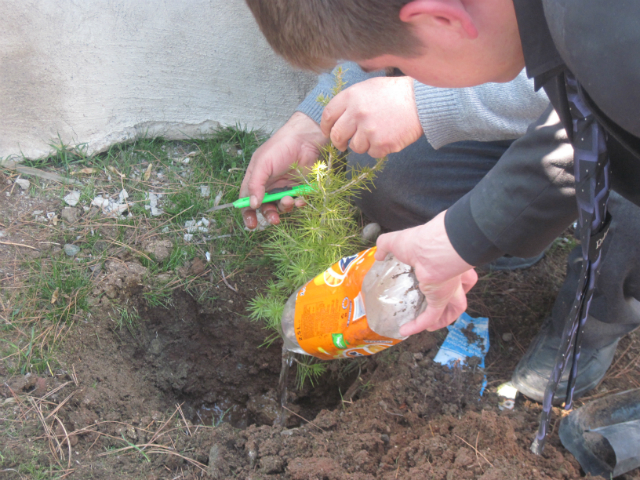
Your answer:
[231,183,316,209]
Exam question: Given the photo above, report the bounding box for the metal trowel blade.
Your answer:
[207,203,234,212]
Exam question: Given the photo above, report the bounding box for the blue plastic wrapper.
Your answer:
[433,313,490,395]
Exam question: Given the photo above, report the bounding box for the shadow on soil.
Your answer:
[134,291,355,429]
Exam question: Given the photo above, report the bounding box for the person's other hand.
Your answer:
[240,112,328,229]
[375,211,478,335]
[320,76,423,158]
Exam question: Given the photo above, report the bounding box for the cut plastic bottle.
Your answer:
[279,247,426,359]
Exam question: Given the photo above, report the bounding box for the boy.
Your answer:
[241,0,640,405]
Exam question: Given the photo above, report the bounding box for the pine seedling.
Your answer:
[248,67,387,387]
[294,357,328,389]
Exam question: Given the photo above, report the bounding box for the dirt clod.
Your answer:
[61,206,81,223]
[189,257,206,276]
[143,238,173,261]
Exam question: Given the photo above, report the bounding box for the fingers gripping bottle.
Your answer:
[279,247,426,360]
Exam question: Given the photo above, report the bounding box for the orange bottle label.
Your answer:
[293,247,401,360]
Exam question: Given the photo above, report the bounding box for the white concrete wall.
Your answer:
[0,0,316,162]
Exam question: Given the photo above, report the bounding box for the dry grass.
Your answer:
[3,382,213,478]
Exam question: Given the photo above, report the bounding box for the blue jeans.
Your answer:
[347,136,513,230]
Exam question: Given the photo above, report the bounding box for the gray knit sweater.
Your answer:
[296,62,549,150]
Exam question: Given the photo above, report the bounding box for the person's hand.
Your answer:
[240,112,328,229]
[374,211,478,335]
[320,76,423,158]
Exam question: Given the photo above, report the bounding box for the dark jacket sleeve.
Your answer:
[444,105,577,266]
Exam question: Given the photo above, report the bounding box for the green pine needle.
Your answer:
[294,357,328,390]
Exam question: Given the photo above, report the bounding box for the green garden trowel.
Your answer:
[207,184,316,212]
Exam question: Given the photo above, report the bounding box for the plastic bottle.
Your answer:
[279,247,426,359]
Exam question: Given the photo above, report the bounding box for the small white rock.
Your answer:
[213,191,224,206]
[185,220,197,233]
[183,233,193,242]
[64,191,81,206]
[362,223,382,242]
[15,178,30,190]
[200,185,211,198]
[91,196,109,209]
[147,192,164,216]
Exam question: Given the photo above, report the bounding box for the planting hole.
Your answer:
[131,291,356,429]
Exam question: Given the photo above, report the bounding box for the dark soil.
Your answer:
[461,322,486,353]
[1,244,640,479]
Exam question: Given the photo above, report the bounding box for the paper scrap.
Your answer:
[145,192,164,216]
[434,313,490,396]
[64,191,81,206]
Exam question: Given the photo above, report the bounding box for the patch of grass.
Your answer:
[163,243,199,272]
[1,254,93,374]
[110,305,141,335]
[21,134,90,171]
[37,260,92,321]
[0,414,65,479]
[0,459,64,480]
[143,285,175,308]
[0,327,57,375]
[2,126,270,371]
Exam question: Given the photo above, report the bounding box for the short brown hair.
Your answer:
[244,0,420,71]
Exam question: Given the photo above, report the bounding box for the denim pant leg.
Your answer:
[347,136,513,231]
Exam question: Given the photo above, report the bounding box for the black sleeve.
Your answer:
[444,105,577,266]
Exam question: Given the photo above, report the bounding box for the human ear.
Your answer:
[399,0,478,39]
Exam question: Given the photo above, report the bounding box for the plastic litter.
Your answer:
[559,388,640,477]
[280,247,425,359]
[497,382,518,410]
[433,313,490,395]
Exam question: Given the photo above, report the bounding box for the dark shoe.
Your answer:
[483,251,546,271]
[511,319,618,404]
